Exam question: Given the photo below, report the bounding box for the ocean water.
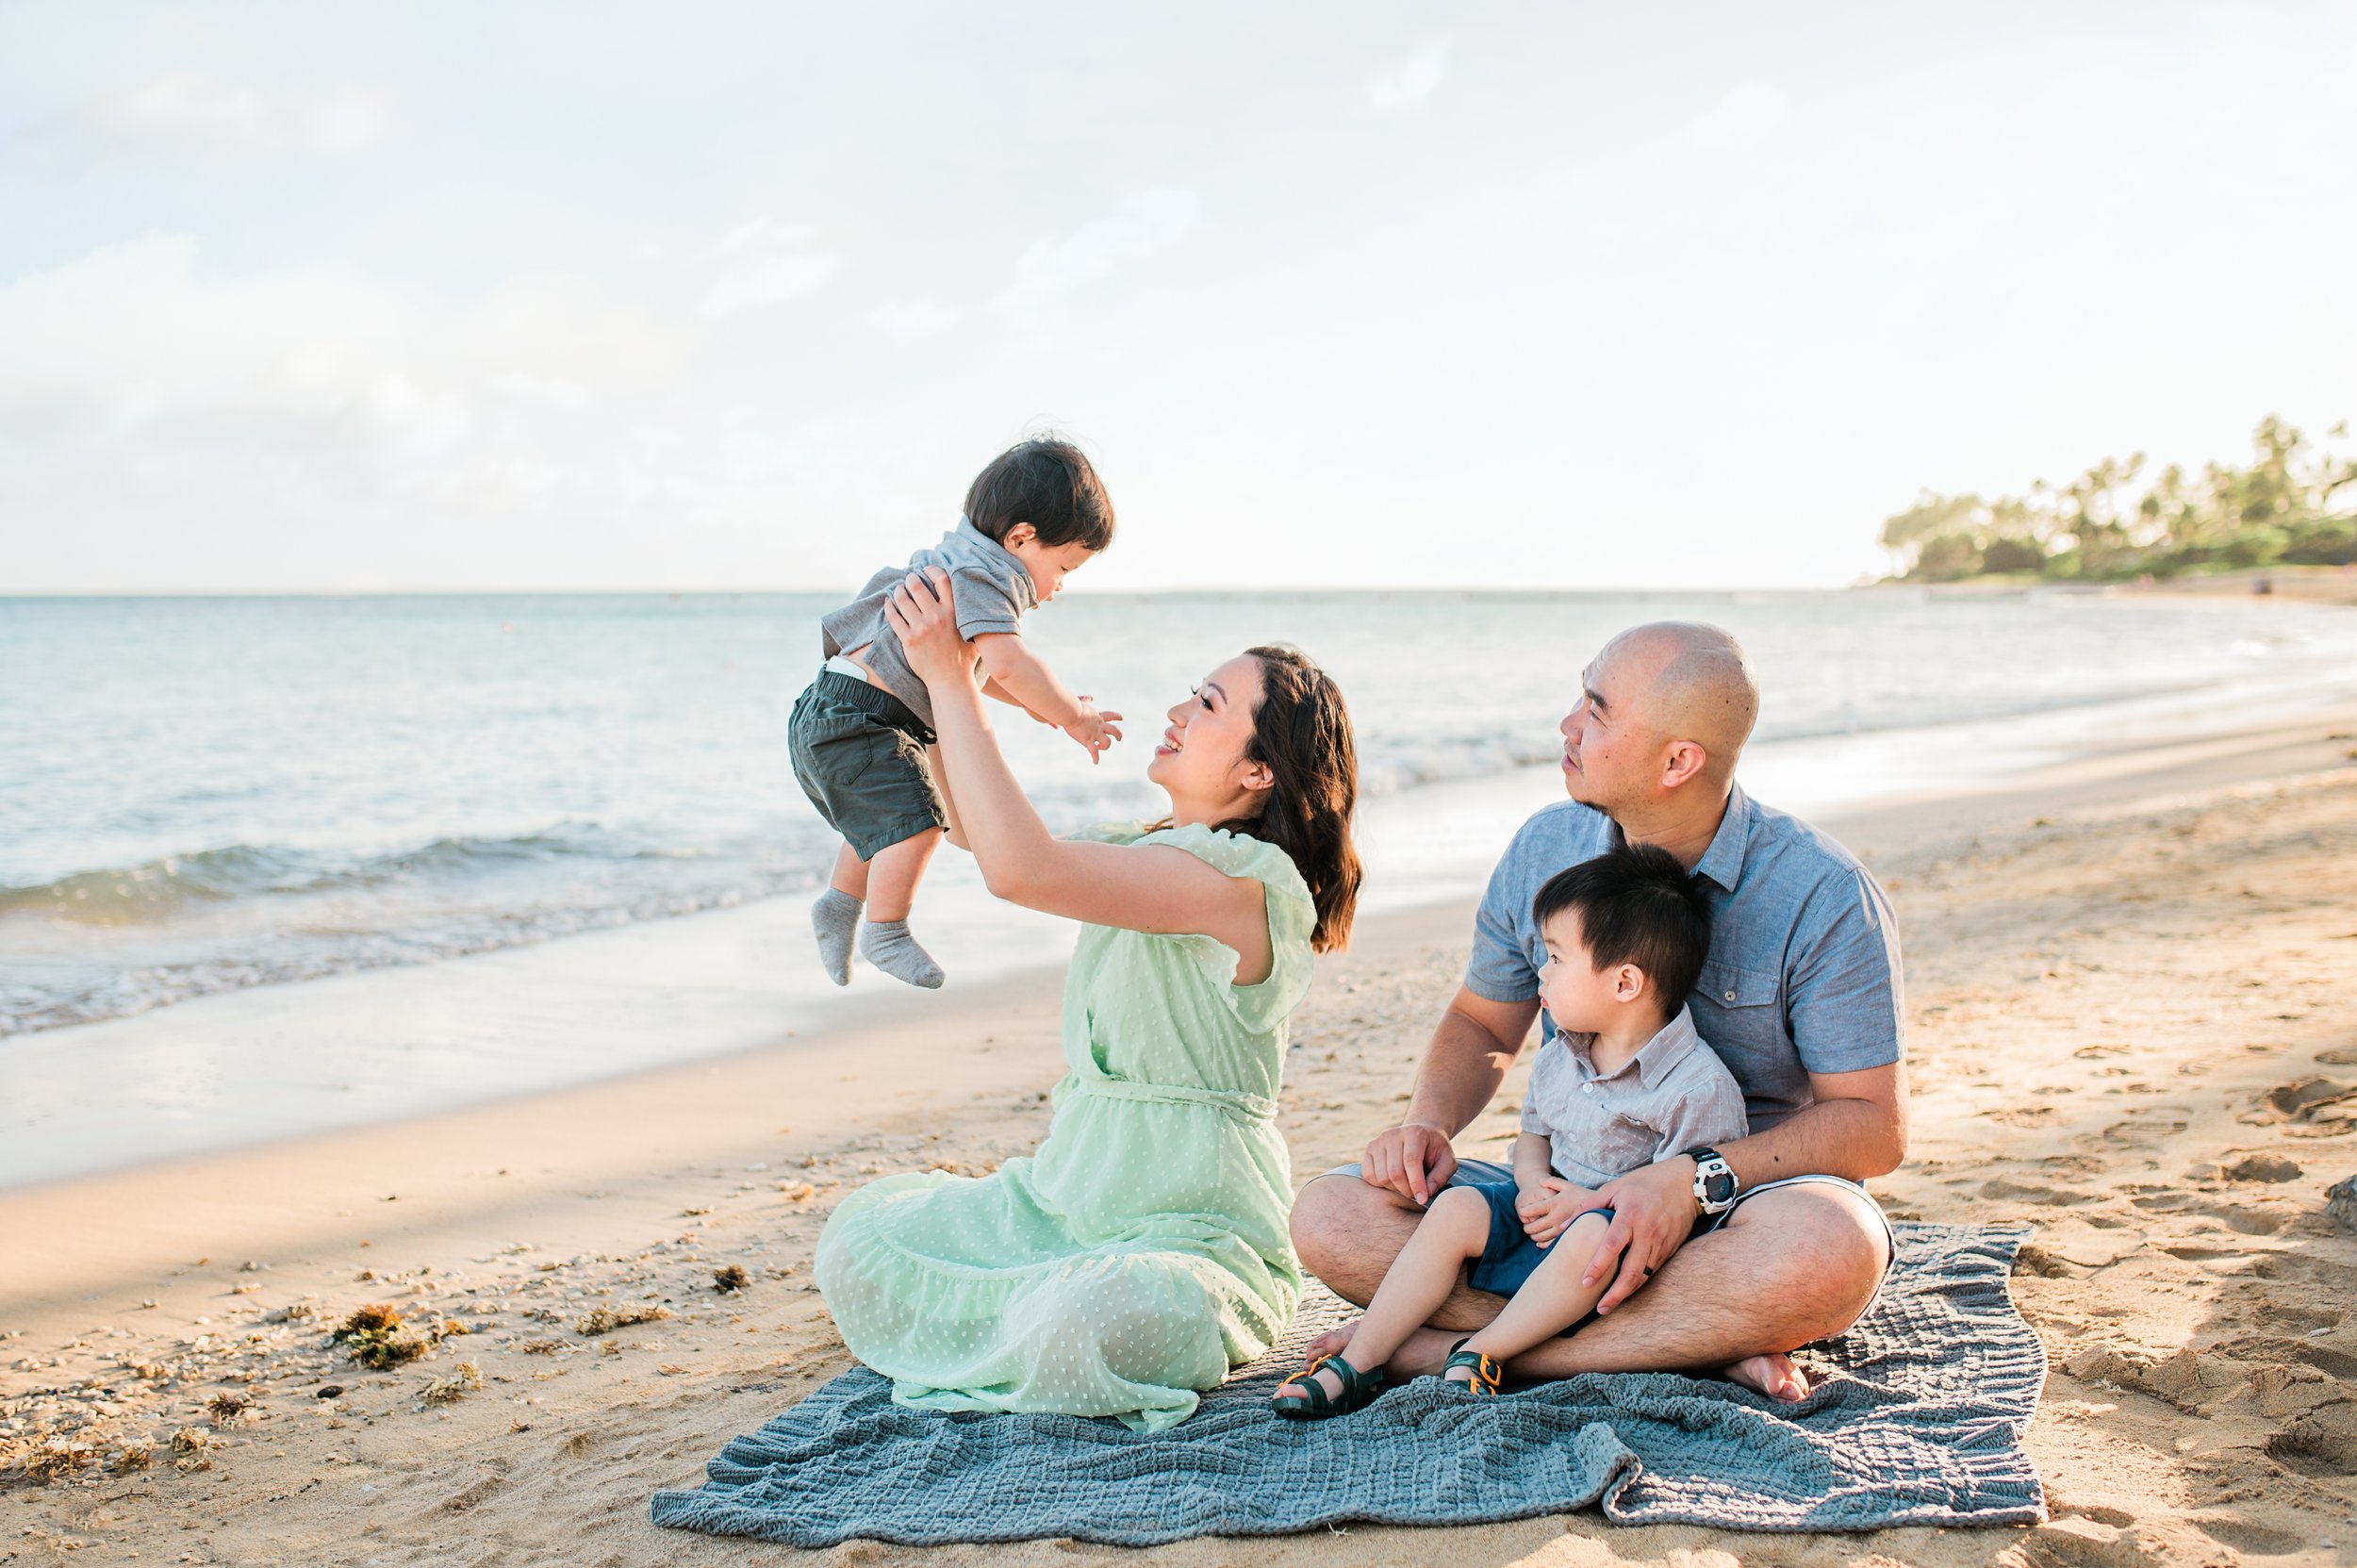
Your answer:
[5,586,2356,1038]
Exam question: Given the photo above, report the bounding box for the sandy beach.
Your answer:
[17,3,2357,1560]
[6,701,2356,1567]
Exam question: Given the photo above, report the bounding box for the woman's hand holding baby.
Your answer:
[886,568,977,687]
[899,570,1119,759]
[1516,1176,1595,1246]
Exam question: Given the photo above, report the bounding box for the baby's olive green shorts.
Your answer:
[788,670,947,861]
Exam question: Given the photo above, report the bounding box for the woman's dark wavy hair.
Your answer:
[1212,645,1362,953]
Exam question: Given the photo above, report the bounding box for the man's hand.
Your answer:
[1578,1156,1702,1313]
[1360,1123,1458,1208]
[1514,1177,1599,1246]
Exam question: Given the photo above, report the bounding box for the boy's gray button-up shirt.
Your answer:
[1520,1005,1751,1189]
[1467,784,1904,1134]
[819,518,1038,731]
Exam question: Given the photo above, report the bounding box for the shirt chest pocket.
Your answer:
[1696,959,1780,1014]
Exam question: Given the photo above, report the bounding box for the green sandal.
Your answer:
[1442,1339,1503,1396]
[1272,1353,1384,1420]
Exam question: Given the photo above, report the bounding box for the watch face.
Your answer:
[1704,1171,1738,1204]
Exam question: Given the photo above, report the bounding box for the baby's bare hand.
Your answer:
[1514,1177,1569,1220]
[1062,703,1124,765]
[1521,1184,1594,1242]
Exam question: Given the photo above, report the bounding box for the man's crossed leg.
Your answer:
[1290,1166,1891,1400]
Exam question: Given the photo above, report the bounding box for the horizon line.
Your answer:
[4,580,1898,602]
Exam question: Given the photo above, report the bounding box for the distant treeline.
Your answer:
[1879,416,2357,583]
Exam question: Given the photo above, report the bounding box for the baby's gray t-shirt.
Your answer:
[1519,1005,1750,1189]
[819,518,1039,731]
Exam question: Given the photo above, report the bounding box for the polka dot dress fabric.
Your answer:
[814,822,1317,1432]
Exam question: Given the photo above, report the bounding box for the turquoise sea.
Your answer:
[5,586,2356,1036]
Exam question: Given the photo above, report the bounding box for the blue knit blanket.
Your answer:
[651,1222,2046,1544]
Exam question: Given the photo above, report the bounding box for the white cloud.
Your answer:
[700,219,838,316]
[995,189,1201,311]
[0,236,676,414]
[88,73,393,156]
[1686,83,1788,149]
[491,372,595,410]
[0,234,683,507]
[1367,40,1451,114]
[872,300,961,339]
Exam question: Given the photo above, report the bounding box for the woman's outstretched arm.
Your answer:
[885,568,1274,983]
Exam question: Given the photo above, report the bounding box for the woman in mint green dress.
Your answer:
[814,568,1361,1430]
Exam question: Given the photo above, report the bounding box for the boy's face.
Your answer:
[1537,908,1646,1033]
[1001,525,1096,602]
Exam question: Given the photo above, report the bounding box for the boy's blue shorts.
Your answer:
[1464,1180,1615,1301]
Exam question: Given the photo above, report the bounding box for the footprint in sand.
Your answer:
[2217,1152,2302,1183]
[1980,1177,2091,1207]
[2251,1253,2357,1293]
[2265,1078,2354,1117]
[2259,1383,2357,1480]
[2181,1201,2290,1236]
[2026,1514,2172,1564]
[1982,1104,2059,1127]
[2193,1514,2311,1555]
[2100,1111,2191,1148]
[2251,1299,2342,1333]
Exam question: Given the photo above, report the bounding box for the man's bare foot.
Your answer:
[1720,1352,1810,1401]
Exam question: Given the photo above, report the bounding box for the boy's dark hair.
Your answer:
[964,437,1115,553]
[1531,843,1711,1011]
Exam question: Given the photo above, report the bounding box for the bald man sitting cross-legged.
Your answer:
[1289,621,1907,1400]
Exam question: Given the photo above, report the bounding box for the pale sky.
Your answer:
[4,2,2353,594]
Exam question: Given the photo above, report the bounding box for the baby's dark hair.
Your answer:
[964,437,1115,553]
[1531,843,1712,1011]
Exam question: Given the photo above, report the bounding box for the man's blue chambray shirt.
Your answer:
[1465,784,1904,1134]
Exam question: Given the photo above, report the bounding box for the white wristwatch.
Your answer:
[1687,1147,1740,1215]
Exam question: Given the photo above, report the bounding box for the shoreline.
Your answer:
[1895,563,2357,606]
[14,665,2357,1189]
[10,585,2354,1067]
[6,698,2351,1316]
[3,701,2354,1563]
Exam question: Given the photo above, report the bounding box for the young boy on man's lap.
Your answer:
[1274,843,1747,1415]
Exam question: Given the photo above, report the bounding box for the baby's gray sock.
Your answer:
[860,919,944,990]
[811,888,863,985]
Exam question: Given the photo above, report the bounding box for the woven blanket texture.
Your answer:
[650,1221,2047,1544]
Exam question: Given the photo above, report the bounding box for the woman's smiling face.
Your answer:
[1148,653,1271,816]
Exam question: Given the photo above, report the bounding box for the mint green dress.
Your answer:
[813,822,1316,1431]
